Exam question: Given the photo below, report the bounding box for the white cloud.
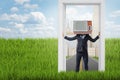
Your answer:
[33,26,55,31]
[20,16,57,38]
[11,14,29,23]
[24,3,38,9]
[15,0,30,5]
[0,13,10,20]
[0,12,46,24]
[66,5,87,16]
[14,23,28,34]
[0,11,57,38]
[0,13,29,23]
[15,23,24,28]
[30,12,46,24]
[10,7,19,12]
[0,27,11,32]
[78,13,92,20]
[66,7,78,16]
[105,21,120,38]
[110,10,120,17]
[66,6,93,20]
[105,21,114,25]
[20,28,28,34]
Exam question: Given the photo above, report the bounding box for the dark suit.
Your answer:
[64,34,99,72]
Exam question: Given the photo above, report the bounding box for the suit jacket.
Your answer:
[64,34,99,54]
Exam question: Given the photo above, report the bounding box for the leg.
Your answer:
[83,53,88,70]
[76,53,82,72]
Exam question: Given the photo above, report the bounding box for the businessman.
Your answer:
[64,33,100,72]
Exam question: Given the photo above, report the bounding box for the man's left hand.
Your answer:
[98,32,100,37]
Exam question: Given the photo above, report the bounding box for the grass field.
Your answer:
[0,38,120,80]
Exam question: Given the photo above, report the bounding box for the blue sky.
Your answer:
[0,0,58,38]
[105,0,120,38]
[0,0,120,38]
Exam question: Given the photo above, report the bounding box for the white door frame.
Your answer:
[58,0,105,72]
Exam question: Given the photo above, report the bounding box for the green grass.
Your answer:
[0,38,120,80]
[66,56,72,59]
[92,56,98,60]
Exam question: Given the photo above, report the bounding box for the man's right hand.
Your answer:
[62,32,64,37]
[98,32,100,36]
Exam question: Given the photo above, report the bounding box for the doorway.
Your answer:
[65,5,99,71]
[58,0,105,72]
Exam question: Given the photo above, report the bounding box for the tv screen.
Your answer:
[73,20,92,34]
[73,21,88,31]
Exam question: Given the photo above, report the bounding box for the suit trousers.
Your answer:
[76,51,88,72]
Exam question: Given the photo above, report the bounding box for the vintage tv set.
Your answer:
[73,20,92,34]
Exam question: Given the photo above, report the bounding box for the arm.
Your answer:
[64,35,77,41]
[88,34,99,42]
